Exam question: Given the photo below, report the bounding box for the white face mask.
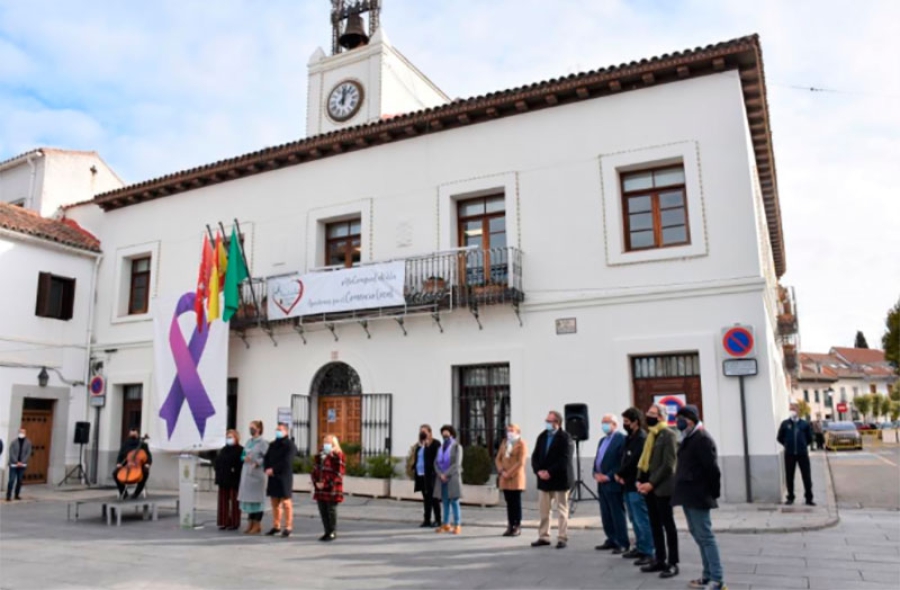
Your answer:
[507,432,519,442]
[789,411,798,419]
[225,437,235,446]
[18,433,25,439]
[323,443,333,454]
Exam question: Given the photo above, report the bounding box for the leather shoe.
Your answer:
[634,556,654,566]
[805,500,816,506]
[622,549,641,559]
[531,539,551,547]
[612,547,628,555]
[556,541,567,549]
[510,526,521,537]
[785,498,794,505]
[419,521,433,528]
[659,564,679,578]
[502,527,514,537]
[594,542,616,551]
[640,562,665,573]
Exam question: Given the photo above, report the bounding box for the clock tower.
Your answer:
[306,0,450,136]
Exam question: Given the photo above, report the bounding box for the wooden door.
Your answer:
[631,353,703,424]
[21,408,54,484]
[317,395,362,446]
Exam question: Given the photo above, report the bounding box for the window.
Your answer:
[128,257,151,315]
[457,195,507,285]
[814,390,820,403]
[120,384,143,440]
[853,387,859,398]
[455,364,510,453]
[803,390,809,403]
[325,219,361,268]
[870,384,877,394]
[227,378,238,431]
[840,387,847,402]
[35,272,75,320]
[621,165,690,251]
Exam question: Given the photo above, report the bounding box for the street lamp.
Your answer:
[37,367,49,387]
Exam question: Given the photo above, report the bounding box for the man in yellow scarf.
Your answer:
[636,404,679,580]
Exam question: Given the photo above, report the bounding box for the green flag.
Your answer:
[222,227,249,322]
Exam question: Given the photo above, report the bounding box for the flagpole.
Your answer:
[232,218,260,319]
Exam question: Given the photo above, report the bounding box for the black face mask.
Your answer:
[419,432,428,442]
[646,416,659,427]
[129,434,139,440]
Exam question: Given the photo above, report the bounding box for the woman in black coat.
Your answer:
[263,423,298,537]
[214,429,244,530]
[406,424,441,527]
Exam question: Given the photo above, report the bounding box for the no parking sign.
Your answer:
[653,394,686,426]
[722,325,755,358]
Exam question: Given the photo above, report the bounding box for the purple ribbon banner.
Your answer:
[159,292,216,439]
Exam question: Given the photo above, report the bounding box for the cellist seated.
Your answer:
[114,429,152,500]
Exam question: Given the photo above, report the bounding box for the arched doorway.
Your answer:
[312,362,363,448]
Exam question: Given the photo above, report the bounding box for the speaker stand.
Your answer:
[569,440,598,515]
[58,443,90,487]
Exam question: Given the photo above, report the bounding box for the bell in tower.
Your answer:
[338,12,369,50]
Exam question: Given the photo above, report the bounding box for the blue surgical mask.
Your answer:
[225,437,235,446]
[545,422,555,432]
[275,430,284,439]
[323,443,333,454]
[676,418,688,432]
[601,423,612,434]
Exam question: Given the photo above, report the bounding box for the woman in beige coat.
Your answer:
[495,423,528,536]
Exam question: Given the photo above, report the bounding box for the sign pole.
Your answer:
[739,375,752,503]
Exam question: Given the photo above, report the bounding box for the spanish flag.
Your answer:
[216,232,228,290]
[207,233,222,322]
[195,235,213,330]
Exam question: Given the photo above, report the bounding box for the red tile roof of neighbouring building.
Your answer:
[0,202,101,253]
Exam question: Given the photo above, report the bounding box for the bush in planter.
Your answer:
[293,455,314,474]
[340,442,366,475]
[462,445,493,485]
[366,454,400,479]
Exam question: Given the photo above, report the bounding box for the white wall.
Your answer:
[0,156,45,209]
[69,69,789,499]
[0,234,98,482]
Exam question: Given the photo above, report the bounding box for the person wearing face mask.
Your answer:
[434,425,464,534]
[615,407,654,565]
[636,404,679,579]
[263,423,299,537]
[671,405,726,590]
[6,428,32,501]
[593,414,628,554]
[495,423,528,536]
[214,429,244,530]
[405,424,441,528]
[114,428,152,500]
[238,420,269,535]
[312,434,345,541]
[777,402,814,506]
[531,410,575,549]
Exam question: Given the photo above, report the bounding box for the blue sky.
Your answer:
[1,0,898,352]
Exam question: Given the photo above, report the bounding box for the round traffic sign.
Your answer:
[723,327,754,358]
[836,402,848,413]
[89,375,105,396]
[656,395,686,426]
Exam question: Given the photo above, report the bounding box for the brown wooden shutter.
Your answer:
[61,278,76,320]
[35,272,51,317]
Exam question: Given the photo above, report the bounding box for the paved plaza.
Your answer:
[1,451,899,589]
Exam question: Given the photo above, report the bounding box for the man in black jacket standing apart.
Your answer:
[671,405,725,590]
[777,402,814,506]
[531,410,574,549]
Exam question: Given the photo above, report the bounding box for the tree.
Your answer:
[795,399,812,420]
[871,394,886,421]
[883,299,899,371]
[854,330,869,349]
[891,382,900,403]
[890,401,900,422]
[853,394,873,421]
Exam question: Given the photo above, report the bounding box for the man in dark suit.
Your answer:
[531,410,575,549]
[593,414,628,553]
[777,402,815,506]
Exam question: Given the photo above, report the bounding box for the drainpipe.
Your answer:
[83,253,102,483]
[25,152,41,212]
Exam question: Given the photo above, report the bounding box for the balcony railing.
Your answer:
[231,246,524,331]
[777,284,799,337]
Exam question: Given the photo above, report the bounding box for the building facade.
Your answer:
[66,22,794,501]
[0,203,102,490]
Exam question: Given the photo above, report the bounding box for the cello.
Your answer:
[116,435,149,486]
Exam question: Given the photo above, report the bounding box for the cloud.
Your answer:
[0,0,897,351]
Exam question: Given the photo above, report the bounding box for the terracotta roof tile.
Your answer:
[830,347,887,366]
[88,34,786,276]
[0,202,100,253]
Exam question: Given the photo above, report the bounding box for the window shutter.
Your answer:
[35,272,51,317]
[61,278,76,320]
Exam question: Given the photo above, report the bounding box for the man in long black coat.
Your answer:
[530,410,575,549]
[263,423,298,536]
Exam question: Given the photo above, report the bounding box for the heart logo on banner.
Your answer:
[274,279,304,315]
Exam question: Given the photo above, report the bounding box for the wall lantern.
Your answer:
[38,367,49,387]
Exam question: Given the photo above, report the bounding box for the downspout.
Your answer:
[26,152,40,211]
[84,253,102,483]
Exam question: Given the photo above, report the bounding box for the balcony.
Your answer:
[777,284,799,337]
[230,246,524,338]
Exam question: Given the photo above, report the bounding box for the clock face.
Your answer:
[327,80,364,122]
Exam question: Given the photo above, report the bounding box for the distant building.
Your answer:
[792,348,897,421]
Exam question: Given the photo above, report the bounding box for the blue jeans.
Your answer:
[441,482,460,525]
[624,491,654,556]
[683,506,723,583]
[6,466,26,499]
[598,484,629,549]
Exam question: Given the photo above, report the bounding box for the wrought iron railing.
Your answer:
[231,246,524,330]
[777,284,799,337]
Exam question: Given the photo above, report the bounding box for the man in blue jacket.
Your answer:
[593,413,628,553]
[777,402,815,506]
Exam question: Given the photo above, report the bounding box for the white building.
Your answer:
[0,202,102,490]
[66,11,795,501]
[0,148,123,217]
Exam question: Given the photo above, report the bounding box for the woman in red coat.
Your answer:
[312,434,345,542]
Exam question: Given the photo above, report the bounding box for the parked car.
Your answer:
[824,421,864,451]
[854,421,875,431]
[877,421,900,429]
